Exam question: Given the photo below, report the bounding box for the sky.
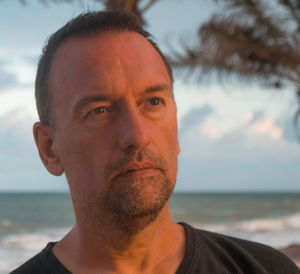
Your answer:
[0,0,299,192]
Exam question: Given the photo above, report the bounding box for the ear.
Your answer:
[33,122,64,176]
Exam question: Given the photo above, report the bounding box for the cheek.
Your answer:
[156,121,179,174]
[55,127,115,183]
[164,116,179,153]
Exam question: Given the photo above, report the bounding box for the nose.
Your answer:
[118,106,150,151]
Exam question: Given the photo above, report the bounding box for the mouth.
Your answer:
[116,163,160,179]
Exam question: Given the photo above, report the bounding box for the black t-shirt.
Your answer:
[11,222,300,274]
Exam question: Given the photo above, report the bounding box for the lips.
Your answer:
[116,163,160,179]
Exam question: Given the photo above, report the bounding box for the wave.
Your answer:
[2,233,54,251]
[1,227,68,251]
[1,215,299,273]
[196,212,300,233]
[0,219,12,228]
[0,227,69,273]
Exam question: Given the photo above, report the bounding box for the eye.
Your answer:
[92,106,110,114]
[148,97,164,106]
[87,105,113,118]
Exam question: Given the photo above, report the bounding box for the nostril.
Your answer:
[124,144,137,153]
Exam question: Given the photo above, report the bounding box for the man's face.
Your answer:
[48,31,180,222]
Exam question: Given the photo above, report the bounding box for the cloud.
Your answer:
[0,52,38,92]
[0,108,33,152]
[0,61,18,91]
[279,116,298,143]
[4,57,36,86]
[179,105,214,135]
[176,107,300,192]
[200,119,220,139]
[240,111,264,124]
[0,109,68,192]
[24,54,38,66]
[251,118,282,140]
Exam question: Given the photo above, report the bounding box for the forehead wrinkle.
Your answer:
[113,56,133,92]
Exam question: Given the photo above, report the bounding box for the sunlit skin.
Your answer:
[33,31,185,273]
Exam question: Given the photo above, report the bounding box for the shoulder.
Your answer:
[10,242,70,274]
[179,222,300,273]
[10,252,48,274]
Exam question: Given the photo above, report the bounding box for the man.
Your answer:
[12,11,300,274]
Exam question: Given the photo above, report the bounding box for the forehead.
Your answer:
[48,31,171,107]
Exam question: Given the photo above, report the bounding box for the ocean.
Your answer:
[1,192,300,273]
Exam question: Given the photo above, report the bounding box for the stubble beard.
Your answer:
[101,149,176,235]
[104,174,174,234]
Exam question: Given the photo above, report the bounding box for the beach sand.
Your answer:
[280,244,300,268]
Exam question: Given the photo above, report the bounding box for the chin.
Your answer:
[102,174,175,232]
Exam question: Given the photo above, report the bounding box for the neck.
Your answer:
[78,202,174,252]
[54,204,186,273]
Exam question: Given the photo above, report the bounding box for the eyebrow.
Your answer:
[73,84,172,115]
[144,84,171,93]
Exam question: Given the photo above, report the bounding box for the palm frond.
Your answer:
[99,0,159,25]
